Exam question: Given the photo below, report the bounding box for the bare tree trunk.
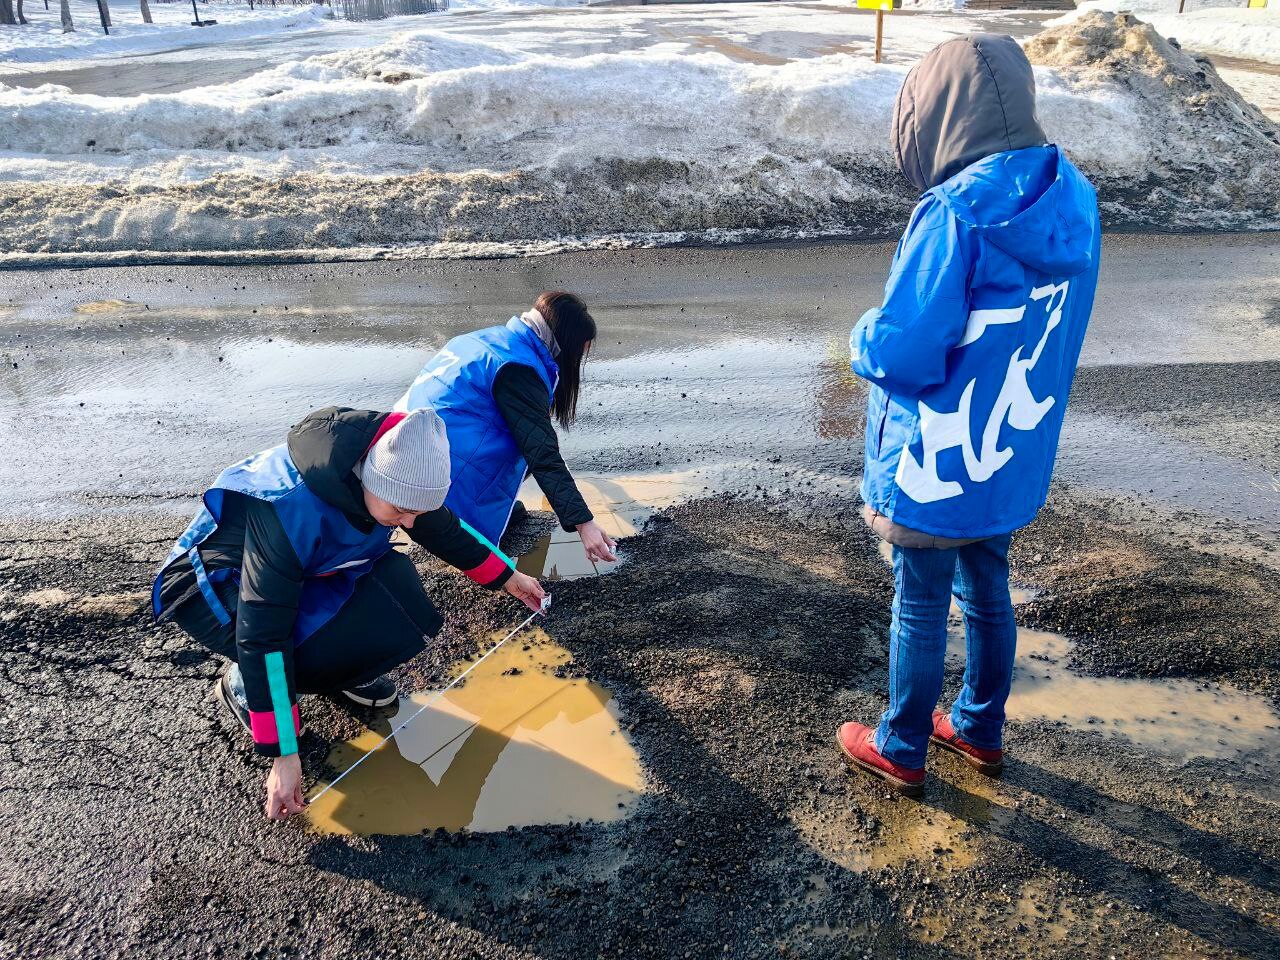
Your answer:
[0,0,16,26]
[139,0,151,21]
[98,0,111,26]
[60,0,74,31]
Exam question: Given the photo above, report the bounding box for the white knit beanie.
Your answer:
[356,408,452,513]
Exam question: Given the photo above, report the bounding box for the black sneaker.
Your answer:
[215,663,252,734]
[341,674,398,708]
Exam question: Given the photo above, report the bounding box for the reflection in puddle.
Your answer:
[515,473,698,581]
[307,629,645,835]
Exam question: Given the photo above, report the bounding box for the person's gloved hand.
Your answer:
[576,519,617,563]
[504,570,546,612]
[265,754,306,822]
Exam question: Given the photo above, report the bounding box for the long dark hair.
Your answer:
[536,291,596,428]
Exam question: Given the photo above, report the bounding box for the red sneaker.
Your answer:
[930,710,1004,777]
[836,722,925,797]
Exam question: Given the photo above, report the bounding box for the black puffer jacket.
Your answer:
[157,408,512,756]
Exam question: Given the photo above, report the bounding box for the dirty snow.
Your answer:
[1051,2,1280,65]
[0,0,330,65]
[0,7,1275,259]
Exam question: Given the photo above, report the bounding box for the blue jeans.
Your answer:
[875,534,1017,769]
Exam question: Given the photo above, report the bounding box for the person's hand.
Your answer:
[576,520,617,563]
[504,570,546,612]
[264,754,306,822]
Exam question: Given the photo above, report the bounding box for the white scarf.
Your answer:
[518,308,560,358]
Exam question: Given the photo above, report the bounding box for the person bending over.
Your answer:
[153,406,546,820]
[399,290,616,566]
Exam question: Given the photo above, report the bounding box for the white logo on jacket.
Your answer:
[896,281,1070,504]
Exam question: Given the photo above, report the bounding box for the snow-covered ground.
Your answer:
[0,4,1276,260]
[1051,2,1280,65]
[0,0,330,65]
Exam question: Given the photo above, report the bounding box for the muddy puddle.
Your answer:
[514,473,701,581]
[1000,629,1280,762]
[798,774,1012,875]
[306,629,645,836]
[874,543,1280,761]
[72,298,146,314]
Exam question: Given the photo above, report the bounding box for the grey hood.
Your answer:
[892,34,1047,193]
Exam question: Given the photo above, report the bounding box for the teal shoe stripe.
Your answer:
[458,518,515,571]
[264,651,298,756]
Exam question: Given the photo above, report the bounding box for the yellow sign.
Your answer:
[857,0,896,8]
[1247,0,1266,8]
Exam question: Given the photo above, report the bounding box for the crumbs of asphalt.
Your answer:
[0,495,1278,958]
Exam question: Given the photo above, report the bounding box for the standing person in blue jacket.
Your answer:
[153,406,547,822]
[836,35,1101,797]
[398,291,618,566]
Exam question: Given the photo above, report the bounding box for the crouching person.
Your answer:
[837,35,1101,796]
[152,406,546,821]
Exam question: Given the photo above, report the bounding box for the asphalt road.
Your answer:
[1,232,1277,541]
[1,233,1279,959]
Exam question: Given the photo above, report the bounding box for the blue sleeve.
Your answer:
[850,195,970,396]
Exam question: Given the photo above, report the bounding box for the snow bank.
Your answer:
[1025,11,1279,224]
[0,0,330,65]
[1050,2,1280,65]
[0,11,1275,259]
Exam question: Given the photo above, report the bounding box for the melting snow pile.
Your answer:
[1025,12,1280,229]
[1050,2,1280,65]
[0,11,1276,260]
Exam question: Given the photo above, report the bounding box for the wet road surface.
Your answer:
[1,233,1277,542]
[2,234,1280,959]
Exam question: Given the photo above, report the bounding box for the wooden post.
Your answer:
[875,8,884,64]
[95,0,110,33]
[1178,0,1185,12]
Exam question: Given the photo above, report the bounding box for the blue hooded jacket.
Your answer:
[852,34,1101,540]
[852,142,1101,539]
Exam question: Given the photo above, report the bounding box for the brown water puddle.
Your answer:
[874,541,1280,761]
[1001,629,1280,762]
[515,473,699,581]
[306,629,645,836]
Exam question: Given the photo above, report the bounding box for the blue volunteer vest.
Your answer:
[150,444,395,644]
[397,318,558,544]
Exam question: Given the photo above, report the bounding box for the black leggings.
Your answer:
[170,550,443,693]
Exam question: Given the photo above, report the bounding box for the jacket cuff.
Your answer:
[249,704,302,757]
[559,508,593,533]
[463,552,515,589]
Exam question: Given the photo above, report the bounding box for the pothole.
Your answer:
[306,628,645,836]
[873,541,1280,761]
[998,629,1280,762]
[514,472,702,581]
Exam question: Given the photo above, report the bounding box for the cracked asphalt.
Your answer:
[1,234,1278,959]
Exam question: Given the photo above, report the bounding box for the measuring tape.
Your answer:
[308,593,551,805]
